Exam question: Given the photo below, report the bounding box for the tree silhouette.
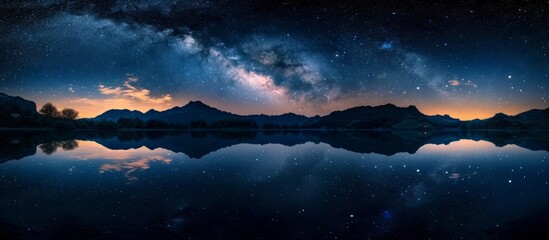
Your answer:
[39,142,61,155]
[60,140,78,150]
[61,108,79,120]
[39,103,59,118]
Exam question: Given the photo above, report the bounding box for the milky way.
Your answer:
[0,0,548,119]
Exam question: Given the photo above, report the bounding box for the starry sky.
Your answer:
[0,0,548,120]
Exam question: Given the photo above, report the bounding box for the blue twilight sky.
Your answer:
[0,0,548,119]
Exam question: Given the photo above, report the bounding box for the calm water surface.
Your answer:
[0,131,547,239]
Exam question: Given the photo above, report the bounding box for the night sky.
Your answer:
[0,0,548,120]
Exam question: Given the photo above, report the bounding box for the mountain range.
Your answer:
[93,99,548,130]
[0,92,547,129]
[94,100,313,127]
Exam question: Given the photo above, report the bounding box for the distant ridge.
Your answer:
[0,92,546,130]
[95,100,238,124]
[92,99,549,130]
[94,109,144,121]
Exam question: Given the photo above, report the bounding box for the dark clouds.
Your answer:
[0,0,548,118]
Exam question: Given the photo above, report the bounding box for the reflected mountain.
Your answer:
[0,131,81,163]
[0,139,36,163]
[0,130,548,163]
[50,130,549,157]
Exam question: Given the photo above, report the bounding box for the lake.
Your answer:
[0,130,548,239]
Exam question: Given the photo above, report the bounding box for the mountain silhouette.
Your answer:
[461,108,549,130]
[0,92,547,130]
[94,101,313,127]
[154,101,237,124]
[0,92,37,115]
[94,109,144,121]
[93,100,548,130]
[303,104,427,128]
[95,101,238,124]
[95,102,438,128]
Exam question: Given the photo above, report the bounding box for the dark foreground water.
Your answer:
[0,130,548,239]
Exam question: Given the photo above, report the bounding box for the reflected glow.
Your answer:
[418,139,510,153]
[417,102,540,120]
[99,155,172,181]
[54,140,180,180]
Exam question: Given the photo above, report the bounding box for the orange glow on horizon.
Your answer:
[40,96,547,121]
[416,102,546,120]
[39,97,178,118]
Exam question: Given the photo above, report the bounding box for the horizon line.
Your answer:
[75,100,546,121]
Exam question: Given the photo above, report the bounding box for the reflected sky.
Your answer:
[0,136,548,239]
[419,139,498,153]
[55,141,177,180]
[24,139,548,181]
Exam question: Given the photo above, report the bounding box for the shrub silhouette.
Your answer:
[61,108,78,120]
[39,103,59,118]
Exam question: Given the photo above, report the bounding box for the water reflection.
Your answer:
[0,130,547,239]
[39,140,79,155]
[66,141,174,181]
[1,130,548,163]
[420,138,496,153]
